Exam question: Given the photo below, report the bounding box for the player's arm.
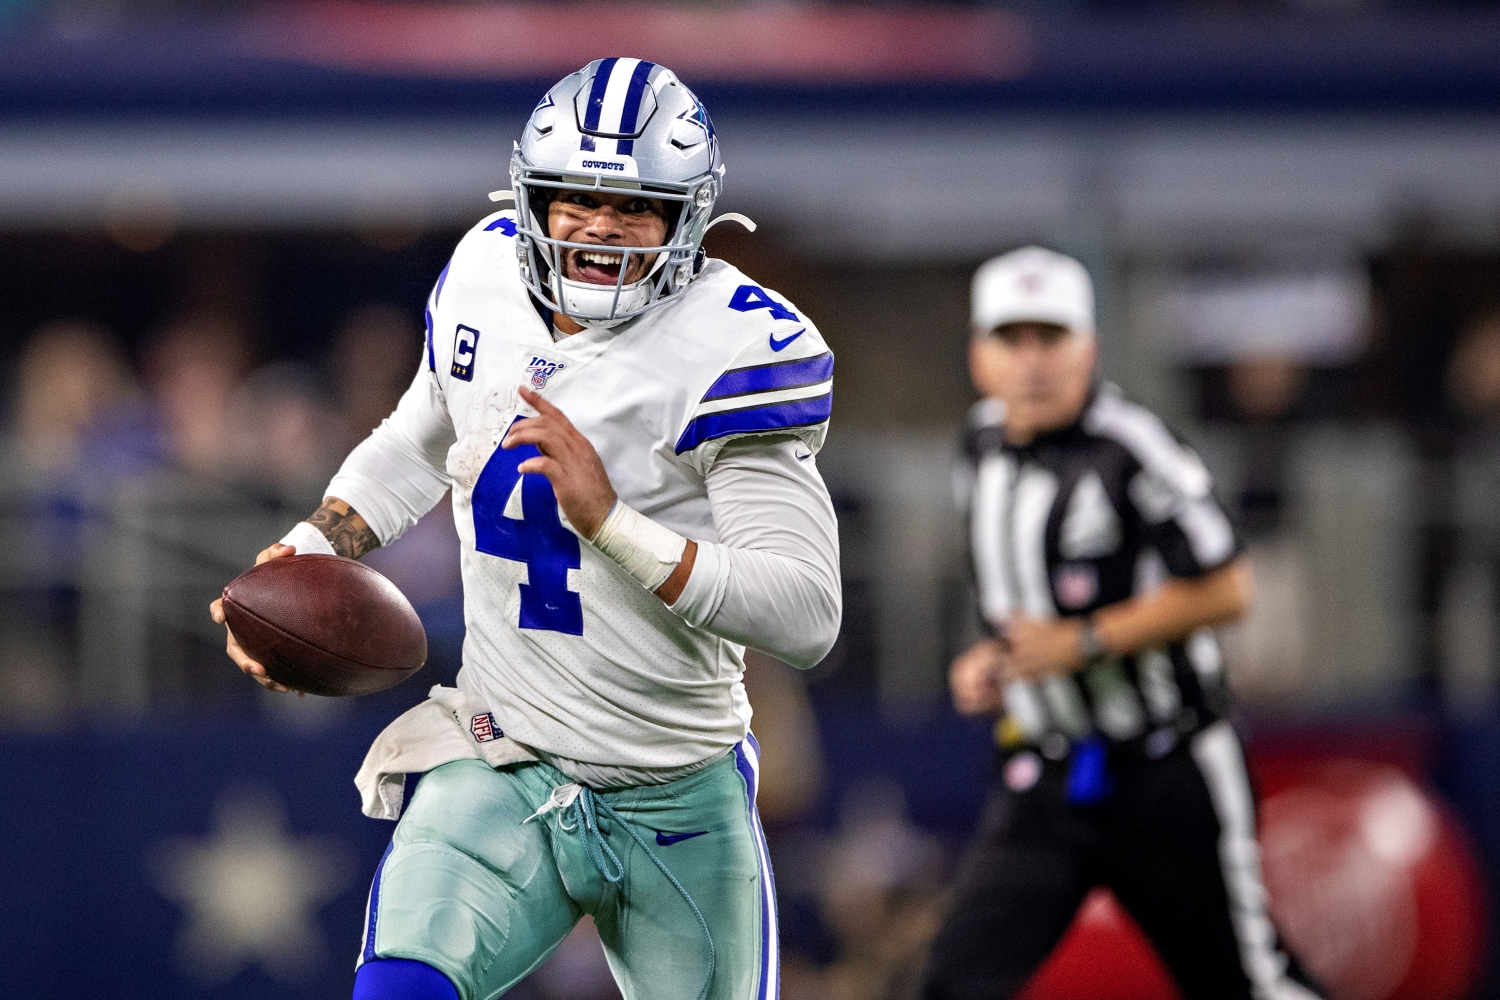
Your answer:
[672,432,842,668]
[503,387,842,668]
[500,387,699,596]
[304,496,381,559]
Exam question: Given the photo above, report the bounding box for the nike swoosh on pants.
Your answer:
[655,830,709,846]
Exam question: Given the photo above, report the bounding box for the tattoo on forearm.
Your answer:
[307,497,380,560]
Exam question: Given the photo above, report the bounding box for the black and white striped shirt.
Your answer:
[961,384,1241,757]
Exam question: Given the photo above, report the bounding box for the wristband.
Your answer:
[279,521,337,557]
[1078,617,1108,661]
[589,500,688,592]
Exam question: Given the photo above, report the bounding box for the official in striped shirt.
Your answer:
[920,247,1322,1000]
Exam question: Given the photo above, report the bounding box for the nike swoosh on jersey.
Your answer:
[795,451,813,461]
[768,329,804,352]
[655,830,709,846]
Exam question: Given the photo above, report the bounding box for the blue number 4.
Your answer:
[472,418,583,635]
[728,283,798,322]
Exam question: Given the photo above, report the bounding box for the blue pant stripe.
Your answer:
[361,841,396,965]
[733,737,779,1000]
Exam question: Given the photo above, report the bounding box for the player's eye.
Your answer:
[564,193,597,209]
[624,198,655,215]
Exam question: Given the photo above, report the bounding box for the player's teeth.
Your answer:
[580,251,620,266]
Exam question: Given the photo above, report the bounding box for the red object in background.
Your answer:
[1019,889,1182,1000]
[1019,756,1486,1000]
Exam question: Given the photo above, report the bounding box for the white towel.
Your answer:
[354,685,537,820]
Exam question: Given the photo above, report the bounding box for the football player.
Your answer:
[210,59,840,1000]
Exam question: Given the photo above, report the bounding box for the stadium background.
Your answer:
[4,1,1500,997]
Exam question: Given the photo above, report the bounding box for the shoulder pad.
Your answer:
[671,264,833,466]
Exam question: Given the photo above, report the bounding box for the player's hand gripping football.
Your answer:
[504,386,618,539]
[209,542,303,695]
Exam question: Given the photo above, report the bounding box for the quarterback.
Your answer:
[210,59,840,1000]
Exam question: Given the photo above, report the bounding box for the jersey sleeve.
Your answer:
[668,434,842,669]
[673,330,834,477]
[1087,393,1240,578]
[325,342,457,548]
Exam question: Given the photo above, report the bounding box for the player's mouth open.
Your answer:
[568,247,631,285]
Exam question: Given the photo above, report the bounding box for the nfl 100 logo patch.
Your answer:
[471,713,502,743]
[526,356,565,389]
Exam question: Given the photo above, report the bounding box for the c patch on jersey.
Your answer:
[526,356,566,389]
[452,325,480,381]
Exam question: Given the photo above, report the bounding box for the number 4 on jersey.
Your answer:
[728,284,798,322]
[472,419,583,635]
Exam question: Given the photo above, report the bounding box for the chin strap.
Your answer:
[704,212,756,234]
[487,190,515,203]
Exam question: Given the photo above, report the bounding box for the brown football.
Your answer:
[221,554,428,697]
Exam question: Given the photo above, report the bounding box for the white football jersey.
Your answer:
[414,210,833,767]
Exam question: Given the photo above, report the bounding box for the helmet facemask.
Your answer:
[508,59,726,329]
[512,164,719,329]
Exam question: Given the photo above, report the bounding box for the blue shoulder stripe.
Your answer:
[702,351,833,403]
[424,306,436,373]
[424,260,452,374]
[675,393,832,454]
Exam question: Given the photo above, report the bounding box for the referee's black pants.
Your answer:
[920,721,1321,1000]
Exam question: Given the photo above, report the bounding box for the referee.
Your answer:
[921,248,1321,1000]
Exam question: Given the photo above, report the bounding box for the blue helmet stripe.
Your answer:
[615,60,656,156]
[675,393,833,454]
[582,57,617,134]
[701,351,833,402]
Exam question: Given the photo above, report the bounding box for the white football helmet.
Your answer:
[509,58,729,328]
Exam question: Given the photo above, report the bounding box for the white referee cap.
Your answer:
[971,246,1095,335]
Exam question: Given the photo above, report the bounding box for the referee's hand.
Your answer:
[950,638,1007,716]
[1004,614,1088,680]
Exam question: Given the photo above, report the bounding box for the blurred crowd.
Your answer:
[0,305,465,719]
[7,305,420,493]
[1193,306,1500,714]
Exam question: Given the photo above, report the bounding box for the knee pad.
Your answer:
[353,958,460,1000]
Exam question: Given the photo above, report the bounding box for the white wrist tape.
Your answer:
[279,521,337,557]
[590,500,688,592]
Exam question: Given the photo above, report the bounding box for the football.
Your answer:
[221,554,428,697]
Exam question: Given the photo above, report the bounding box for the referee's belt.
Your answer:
[995,707,1204,762]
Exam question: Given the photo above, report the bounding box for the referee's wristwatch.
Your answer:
[1077,617,1108,662]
